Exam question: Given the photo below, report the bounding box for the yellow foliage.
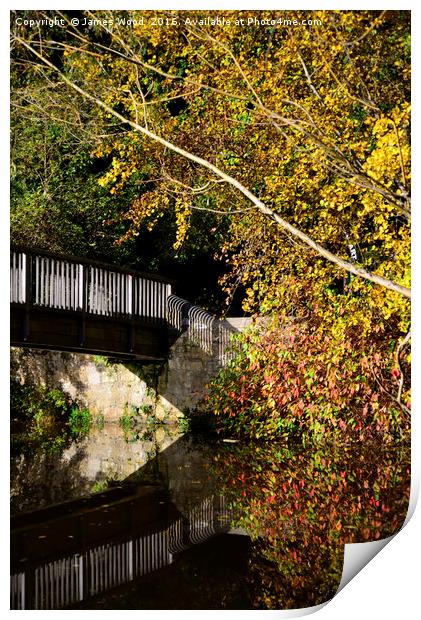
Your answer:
[54,9,410,337]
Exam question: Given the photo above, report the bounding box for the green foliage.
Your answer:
[10,112,135,261]
[93,413,106,430]
[118,407,137,432]
[118,404,158,442]
[11,380,91,455]
[91,479,111,494]
[92,355,113,367]
[68,406,92,437]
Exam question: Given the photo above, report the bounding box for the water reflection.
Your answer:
[11,423,182,514]
[208,440,410,609]
[10,424,410,610]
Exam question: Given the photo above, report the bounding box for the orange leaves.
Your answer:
[391,367,400,379]
[209,436,409,609]
[263,374,276,386]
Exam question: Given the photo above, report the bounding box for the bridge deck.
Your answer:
[10,247,175,360]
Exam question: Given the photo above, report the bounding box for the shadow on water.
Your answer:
[10,428,410,611]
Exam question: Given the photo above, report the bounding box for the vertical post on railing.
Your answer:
[129,275,135,353]
[20,572,26,610]
[128,540,133,581]
[23,253,32,342]
[165,284,172,324]
[24,565,36,610]
[79,264,86,347]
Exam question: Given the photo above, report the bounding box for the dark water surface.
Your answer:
[10,423,410,610]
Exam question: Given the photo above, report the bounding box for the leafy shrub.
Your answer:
[10,380,91,455]
[206,304,410,443]
[68,406,92,437]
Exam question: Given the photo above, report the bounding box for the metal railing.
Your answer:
[11,248,241,361]
[10,247,173,323]
[10,495,236,610]
[167,294,238,363]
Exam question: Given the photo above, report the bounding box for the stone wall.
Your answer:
[155,328,227,420]
[11,348,155,423]
[10,317,251,424]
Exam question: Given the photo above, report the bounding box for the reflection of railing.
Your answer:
[189,495,219,545]
[167,295,237,364]
[10,495,236,610]
[34,555,85,609]
[10,573,25,610]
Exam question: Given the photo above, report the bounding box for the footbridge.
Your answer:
[10,246,233,362]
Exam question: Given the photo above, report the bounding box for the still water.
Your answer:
[11,423,410,610]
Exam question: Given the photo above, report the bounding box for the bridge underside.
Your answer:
[11,305,169,362]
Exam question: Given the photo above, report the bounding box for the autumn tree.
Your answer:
[10,17,231,303]
[11,9,411,437]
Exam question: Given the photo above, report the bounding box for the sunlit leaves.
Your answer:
[207,301,410,442]
[11,10,411,437]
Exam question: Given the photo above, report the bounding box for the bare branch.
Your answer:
[371,363,411,418]
[346,10,387,47]
[162,172,223,194]
[297,51,322,100]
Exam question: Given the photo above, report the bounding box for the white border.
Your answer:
[3,2,419,618]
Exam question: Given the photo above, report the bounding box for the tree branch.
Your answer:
[41,26,409,216]
[297,51,322,100]
[14,35,411,300]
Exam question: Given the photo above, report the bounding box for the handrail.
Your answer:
[10,248,240,359]
[10,244,176,286]
[11,248,173,322]
[167,294,237,363]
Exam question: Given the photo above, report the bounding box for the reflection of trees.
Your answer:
[11,445,91,514]
[249,540,343,609]
[10,372,95,513]
[209,440,410,609]
[10,428,411,609]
